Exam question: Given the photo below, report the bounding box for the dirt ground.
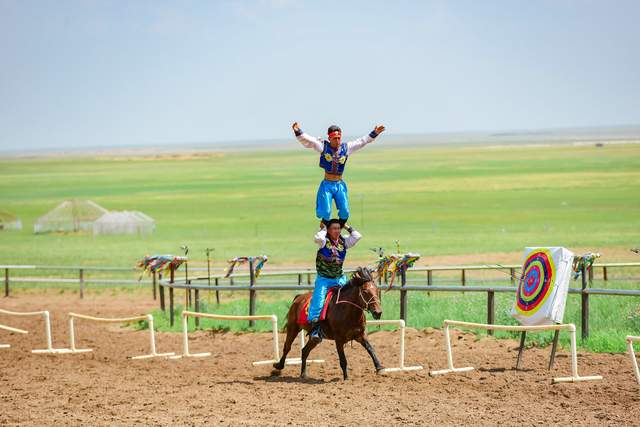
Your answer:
[1,291,639,426]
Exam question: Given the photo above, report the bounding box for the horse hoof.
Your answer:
[270,369,282,377]
[272,362,284,370]
[376,367,386,375]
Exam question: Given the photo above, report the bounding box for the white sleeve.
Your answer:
[314,229,327,247]
[344,229,362,249]
[296,132,324,153]
[346,133,376,155]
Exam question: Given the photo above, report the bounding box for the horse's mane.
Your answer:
[342,267,374,291]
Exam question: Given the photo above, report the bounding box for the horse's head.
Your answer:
[351,266,382,320]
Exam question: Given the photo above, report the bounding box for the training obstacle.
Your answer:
[0,308,69,354]
[627,336,640,386]
[67,312,174,359]
[429,320,602,383]
[367,319,423,374]
[0,323,28,349]
[269,329,325,366]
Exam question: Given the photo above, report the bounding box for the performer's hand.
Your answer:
[319,220,326,230]
[374,125,386,134]
[292,122,301,133]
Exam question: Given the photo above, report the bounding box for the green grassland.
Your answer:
[1,142,639,266]
[2,141,640,352]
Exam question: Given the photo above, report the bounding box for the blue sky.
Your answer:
[1,0,639,149]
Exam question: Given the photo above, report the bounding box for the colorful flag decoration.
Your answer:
[137,255,187,280]
[571,252,601,280]
[374,253,420,288]
[511,247,574,326]
[225,255,269,279]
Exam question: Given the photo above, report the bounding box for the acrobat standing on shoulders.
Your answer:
[292,122,385,227]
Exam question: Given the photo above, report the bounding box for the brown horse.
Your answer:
[272,267,384,380]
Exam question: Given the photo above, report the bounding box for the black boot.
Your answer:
[310,321,324,342]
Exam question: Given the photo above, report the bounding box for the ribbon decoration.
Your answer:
[374,253,420,289]
[137,255,187,280]
[571,252,601,280]
[225,255,269,279]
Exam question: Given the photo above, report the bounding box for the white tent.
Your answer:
[92,211,155,236]
[34,200,108,233]
[0,210,22,231]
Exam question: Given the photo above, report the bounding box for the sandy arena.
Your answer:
[1,292,639,426]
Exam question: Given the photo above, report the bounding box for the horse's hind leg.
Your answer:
[300,338,321,379]
[356,337,384,373]
[273,322,300,371]
[336,340,349,380]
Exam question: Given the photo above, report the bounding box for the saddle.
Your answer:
[297,287,338,325]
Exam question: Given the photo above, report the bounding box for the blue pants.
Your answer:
[308,274,348,322]
[316,180,350,221]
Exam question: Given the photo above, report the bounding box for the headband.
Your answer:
[328,131,342,138]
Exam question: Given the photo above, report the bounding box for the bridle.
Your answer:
[336,280,380,314]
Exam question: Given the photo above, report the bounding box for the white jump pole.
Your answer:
[0,308,68,354]
[277,330,325,366]
[66,312,174,359]
[627,336,640,386]
[169,311,282,365]
[429,320,602,383]
[0,323,28,349]
[367,319,423,373]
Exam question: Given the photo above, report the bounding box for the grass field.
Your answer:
[2,141,639,352]
[1,142,639,266]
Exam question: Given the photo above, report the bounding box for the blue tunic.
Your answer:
[319,141,349,176]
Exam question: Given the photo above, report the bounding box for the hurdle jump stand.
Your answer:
[627,336,640,386]
[0,308,69,354]
[67,312,174,359]
[429,320,602,384]
[0,323,28,349]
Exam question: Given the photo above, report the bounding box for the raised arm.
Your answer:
[314,227,327,247]
[346,125,386,155]
[293,122,323,153]
[343,224,362,249]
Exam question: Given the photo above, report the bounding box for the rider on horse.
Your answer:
[292,122,385,227]
[308,218,362,341]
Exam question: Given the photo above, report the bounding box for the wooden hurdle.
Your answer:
[429,320,602,383]
[0,323,28,349]
[67,312,174,359]
[627,336,640,386]
[367,319,423,374]
[0,308,69,354]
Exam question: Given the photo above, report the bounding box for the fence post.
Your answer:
[510,268,515,285]
[307,273,311,285]
[194,288,200,329]
[249,258,256,328]
[427,270,432,296]
[169,266,175,327]
[79,268,84,299]
[603,266,608,281]
[487,290,495,336]
[399,269,408,322]
[461,269,466,295]
[215,277,220,304]
[4,268,8,297]
[152,271,157,301]
[588,266,594,285]
[581,264,589,340]
[297,274,302,286]
[159,273,165,311]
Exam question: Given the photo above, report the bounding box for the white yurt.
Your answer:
[34,200,108,233]
[92,211,156,236]
[0,210,22,231]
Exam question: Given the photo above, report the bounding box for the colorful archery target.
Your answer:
[516,249,555,315]
[512,247,574,326]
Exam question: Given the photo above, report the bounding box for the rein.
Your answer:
[335,282,379,314]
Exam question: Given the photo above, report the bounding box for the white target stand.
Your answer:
[627,336,640,386]
[0,308,69,354]
[67,312,174,359]
[429,320,602,383]
[367,319,423,374]
[0,323,29,349]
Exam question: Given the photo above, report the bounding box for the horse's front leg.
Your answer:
[300,338,320,379]
[335,340,348,380]
[356,337,384,373]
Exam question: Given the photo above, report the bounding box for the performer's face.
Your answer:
[327,223,341,240]
[328,133,341,148]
